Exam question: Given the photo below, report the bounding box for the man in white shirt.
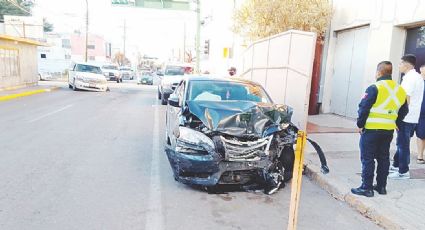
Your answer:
[389,54,425,179]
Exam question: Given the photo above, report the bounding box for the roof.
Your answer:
[0,34,48,46]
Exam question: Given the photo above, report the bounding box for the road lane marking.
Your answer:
[145,105,164,230]
[28,104,73,123]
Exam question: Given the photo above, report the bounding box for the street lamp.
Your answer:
[85,0,89,62]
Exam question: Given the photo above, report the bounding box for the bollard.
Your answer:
[287,130,307,230]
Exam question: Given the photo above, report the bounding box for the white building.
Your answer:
[320,0,425,118]
[38,33,72,74]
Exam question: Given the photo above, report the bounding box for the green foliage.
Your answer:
[43,18,54,32]
[0,0,33,20]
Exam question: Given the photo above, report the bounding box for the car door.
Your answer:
[166,80,185,146]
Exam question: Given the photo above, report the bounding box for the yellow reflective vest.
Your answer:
[365,80,407,130]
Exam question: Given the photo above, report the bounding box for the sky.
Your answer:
[32,0,197,60]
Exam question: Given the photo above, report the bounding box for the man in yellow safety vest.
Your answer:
[351,61,408,197]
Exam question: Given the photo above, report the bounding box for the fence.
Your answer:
[240,30,317,130]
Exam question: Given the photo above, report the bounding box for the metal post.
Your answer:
[85,0,89,62]
[183,21,186,62]
[195,0,200,73]
[123,19,126,58]
[287,130,307,230]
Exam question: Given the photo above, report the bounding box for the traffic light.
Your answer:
[204,40,210,55]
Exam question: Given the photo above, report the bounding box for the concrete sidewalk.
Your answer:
[0,84,60,101]
[305,114,425,230]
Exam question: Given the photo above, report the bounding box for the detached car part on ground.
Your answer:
[164,77,328,195]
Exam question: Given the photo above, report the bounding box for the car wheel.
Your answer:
[68,84,72,89]
[72,79,78,91]
[280,146,295,182]
[161,93,167,105]
[120,79,123,83]
[116,79,119,83]
[158,90,162,100]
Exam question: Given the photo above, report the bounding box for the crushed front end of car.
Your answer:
[165,101,299,195]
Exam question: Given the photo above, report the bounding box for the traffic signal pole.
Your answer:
[195,0,201,74]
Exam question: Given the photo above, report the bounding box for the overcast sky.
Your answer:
[32,0,196,59]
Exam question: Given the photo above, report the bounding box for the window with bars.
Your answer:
[0,47,20,78]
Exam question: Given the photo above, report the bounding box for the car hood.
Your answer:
[103,69,119,73]
[76,72,106,80]
[161,75,184,85]
[185,100,293,138]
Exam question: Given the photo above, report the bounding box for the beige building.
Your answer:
[321,0,425,118]
[0,34,46,90]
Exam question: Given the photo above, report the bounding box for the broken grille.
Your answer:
[221,136,271,161]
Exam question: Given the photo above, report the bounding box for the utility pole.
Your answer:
[195,0,200,73]
[85,0,89,62]
[123,19,127,59]
[183,21,186,62]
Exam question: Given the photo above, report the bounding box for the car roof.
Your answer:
[183,75,261,86]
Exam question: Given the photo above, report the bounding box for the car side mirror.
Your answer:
[168,95,179,107]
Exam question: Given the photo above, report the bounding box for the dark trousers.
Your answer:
[360,130,394,189]
[394,121,417,174]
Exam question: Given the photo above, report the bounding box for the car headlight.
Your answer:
[176,127,215,154]
[103,72,108,76]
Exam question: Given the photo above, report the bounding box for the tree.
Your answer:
[233,0,332,42]
[43,18,53,32]
[0,0,33,21]
[113,52,130,66]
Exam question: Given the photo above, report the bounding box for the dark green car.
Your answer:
[137,71,153,85]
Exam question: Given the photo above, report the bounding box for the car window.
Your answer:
[164,66,185,76]
[188,80,270,103]
[102,65,118,70]
[75,64,102,74]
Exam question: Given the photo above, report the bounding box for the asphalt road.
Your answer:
[0,81,381,230]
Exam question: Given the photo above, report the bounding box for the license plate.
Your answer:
[89,83,96,88]
[142,80,146,83]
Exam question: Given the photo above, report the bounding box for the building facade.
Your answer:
[0,35,45,89]
[320,0,425,118]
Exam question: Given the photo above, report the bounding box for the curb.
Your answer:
[0,87,60,102]
[304,161,403,230]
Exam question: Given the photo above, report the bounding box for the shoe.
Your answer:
[417,158,425,164]
[351,187,374,197]
[389,165,399,172]
[373,185,387,195]
[388,171,410,180]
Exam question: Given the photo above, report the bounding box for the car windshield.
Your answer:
[75,64,102,74]
[188,80,271,103]
[164,66,185,76]
[102,65,118,70]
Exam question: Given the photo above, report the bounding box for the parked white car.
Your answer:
[101,64,122,83]
[119,66,134,80]
[68,62,108,92]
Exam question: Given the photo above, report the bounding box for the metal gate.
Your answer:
[331,26,369,118]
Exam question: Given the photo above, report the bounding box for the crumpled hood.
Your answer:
[186,100,293,137]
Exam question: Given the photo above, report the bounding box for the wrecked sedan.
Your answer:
[165,76,298,194]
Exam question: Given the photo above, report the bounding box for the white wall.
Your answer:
[321,0,425,113]
[240,30,317,130]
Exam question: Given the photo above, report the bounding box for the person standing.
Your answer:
[389,55,425,179]
[352,61,408,197]
[416,64,425,164]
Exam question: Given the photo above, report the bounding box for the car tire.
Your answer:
[116,79,119,83]
[120,79,123,83]
[158,90,162,100]
[161,93,167,105]
[68,84,72,89]
[280,146,295,182]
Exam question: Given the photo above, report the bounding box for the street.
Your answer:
[0,81,381,230]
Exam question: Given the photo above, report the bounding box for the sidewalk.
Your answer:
[0,84,60,101]
[305,114,425,230]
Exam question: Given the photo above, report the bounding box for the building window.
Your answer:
[62,39,71,48]
[89,56,95,61]
[40,54,47,58]
[405,26,425,71]
[87,44,95,49]
[0,47,20,78]
[65,54,71,60]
